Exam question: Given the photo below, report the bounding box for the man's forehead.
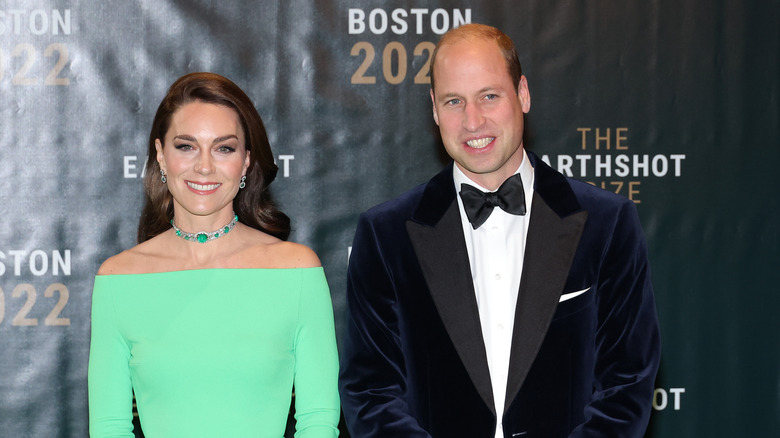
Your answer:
[439,35,496,53]
[435,39,503,73]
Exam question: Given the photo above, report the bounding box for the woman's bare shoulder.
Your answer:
[238,229,321,269]
[269,240,322,269]
[97,238,167,275]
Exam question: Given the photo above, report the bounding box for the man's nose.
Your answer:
[462,102,485,132]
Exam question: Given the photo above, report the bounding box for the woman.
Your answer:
[88,72,340,437]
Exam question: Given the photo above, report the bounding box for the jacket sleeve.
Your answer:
[569,199,661,438]
[339,213,433,438]
[88,276,135,438]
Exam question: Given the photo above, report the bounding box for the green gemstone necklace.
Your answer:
[170,213,239,244]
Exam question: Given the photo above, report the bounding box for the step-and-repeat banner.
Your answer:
[1,1,778,437]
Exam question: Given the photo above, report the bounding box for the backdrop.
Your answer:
[1,1,778,437]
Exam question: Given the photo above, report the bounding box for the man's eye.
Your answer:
[446,98,461,106]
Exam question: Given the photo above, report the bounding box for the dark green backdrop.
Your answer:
[0,1,777,436]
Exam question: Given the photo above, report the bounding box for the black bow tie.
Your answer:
[459,173,527,229]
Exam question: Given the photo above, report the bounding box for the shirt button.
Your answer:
[494,273,502,280]
[497,324,505,330]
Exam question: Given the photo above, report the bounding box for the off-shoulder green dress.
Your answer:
[88,268,340,438]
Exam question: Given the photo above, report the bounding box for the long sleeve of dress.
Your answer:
[88,276,135,438]
[292,269,341,437]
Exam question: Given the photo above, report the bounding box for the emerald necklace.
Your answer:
[170,213,238,243]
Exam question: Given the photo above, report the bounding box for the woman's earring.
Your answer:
[239,175,246,189]
[160,170,167,184]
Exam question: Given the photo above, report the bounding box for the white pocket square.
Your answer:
[559,287,590,302]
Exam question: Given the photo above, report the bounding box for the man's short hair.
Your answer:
[430,23,523,93]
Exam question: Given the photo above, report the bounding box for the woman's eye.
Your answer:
[217,145,236,153]
[174,144,193,151]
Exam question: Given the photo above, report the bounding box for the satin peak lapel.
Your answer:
[503,192,587,411]
[406,173,495,414]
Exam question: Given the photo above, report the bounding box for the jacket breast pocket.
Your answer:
[552,285,595,321]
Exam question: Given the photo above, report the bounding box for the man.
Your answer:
[339,23,660,438]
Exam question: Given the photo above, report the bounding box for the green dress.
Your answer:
[88,268,340,438]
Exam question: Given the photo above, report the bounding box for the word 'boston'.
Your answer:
[348,8,471,35]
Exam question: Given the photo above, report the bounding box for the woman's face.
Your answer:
[156,101,250,223]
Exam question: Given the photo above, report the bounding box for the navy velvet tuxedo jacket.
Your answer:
[339,152,660,438]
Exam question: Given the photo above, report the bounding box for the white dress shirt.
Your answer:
[453,149,535,438]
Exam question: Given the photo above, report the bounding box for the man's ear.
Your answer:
[517,75,531,114]
[430,89,440,125]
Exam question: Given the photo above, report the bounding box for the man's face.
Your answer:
[431,37,530,191]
